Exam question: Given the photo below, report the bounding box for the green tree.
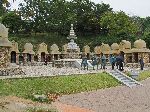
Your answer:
[71,0,112,35]
[2,11,22,33]
[100,11,138,41]
[0,0,10,16]
[142,17,150,34]
[19,0,112,35]
[143,32,150,48]
[142,17,150,48]
[19,0,71,35]
[19,0,48,33]
[45,0,72,35]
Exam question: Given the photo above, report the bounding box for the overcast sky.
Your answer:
[9,0,150,17]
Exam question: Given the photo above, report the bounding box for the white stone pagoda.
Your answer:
[66,24,80,58]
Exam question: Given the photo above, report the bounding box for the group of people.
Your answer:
[109,54,124,71]
[81,53,145,71]
[109,54,145,71]
[81,53,107,70]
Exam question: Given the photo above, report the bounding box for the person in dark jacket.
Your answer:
[109,54,116,70]
[91,55,97,70]
[139,57,144,70]
[116,54,124,71]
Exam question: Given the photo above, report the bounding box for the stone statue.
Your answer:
[91,55,101,70]
[81,55,88,70]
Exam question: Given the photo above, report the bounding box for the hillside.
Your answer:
[9,33,117,52]
[9,33,139,51]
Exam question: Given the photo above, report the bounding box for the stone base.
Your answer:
[65,53,80,59]
[126,63,150,68]
[0,67,26,76]
[19,62,53,66]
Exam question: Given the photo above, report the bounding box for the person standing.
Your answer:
[91,55,97,70]
[139,57,144,70]
[116,55,119,69]
[119,54,124,71]
[116,54,124,71]
[96,56,101,70]
[110,54,116,70]
[101,53,106,69]
[81,55,88,70]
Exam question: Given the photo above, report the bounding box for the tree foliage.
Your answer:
[2,11,22,33]
[18,0,112,35]
[100,11,139,39]
[2,0,150,48]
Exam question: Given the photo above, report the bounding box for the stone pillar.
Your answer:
[31,54,34,63]
[0,47,10,68]
[52,54,54,60]
[132,53,135,63]
[23,54,27,65]
[16,53,19,64]
[138,53,141,62]
[143,53,149,63]
[58,54,60,60]
[38,54,41,62]
[124,54,127,64]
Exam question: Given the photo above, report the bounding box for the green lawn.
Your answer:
[137,71,150,81]
[0,73,120,99]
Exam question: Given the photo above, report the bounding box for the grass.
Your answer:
[26,108,58,112]
[137,71,150,81]
[0,73,120,100]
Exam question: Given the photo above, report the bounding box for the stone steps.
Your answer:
[107,69,142,88]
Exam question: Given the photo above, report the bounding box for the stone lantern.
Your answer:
[131,39,150,63]
[50,44,61,60]
[100,43,111,59]
[0,23,12,68]
[22,43,35,65]
[111,43,120,55]
[37,42,49,62]
[94,46,101,56]
[83,45,91,59]
[119,40,132,63]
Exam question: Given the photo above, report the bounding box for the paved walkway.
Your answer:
[53,102,94,112]
[57,78,150,112]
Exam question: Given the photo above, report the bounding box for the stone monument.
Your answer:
[50,44,61,60]
[66,24,80,59]
[10,40,20,64]
[22,43,35,64]
[37,42,49,62]
[0,23,12,68]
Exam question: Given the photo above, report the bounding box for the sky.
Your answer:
[8,0,150,17]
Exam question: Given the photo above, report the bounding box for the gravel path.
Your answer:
[57,78,150,112]
[0,66,104,79]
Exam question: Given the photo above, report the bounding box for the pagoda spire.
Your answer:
[67,24,77,40]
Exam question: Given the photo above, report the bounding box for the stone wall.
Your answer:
[0,67,25,76]
[143,53,149,63]
[126,63,150,68]
[0,47,10,68]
